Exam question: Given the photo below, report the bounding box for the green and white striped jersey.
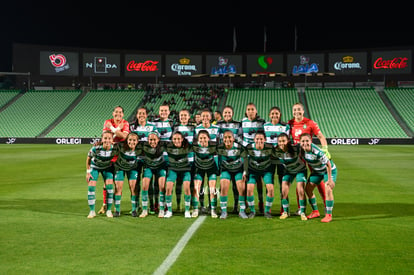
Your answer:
[192,141,218,170]
[165,142,193,172]
[263,122,290,146]
[216,119,242,143]
[88,145,116,170]
[216,142,246,173]
[141,141,167,170]
[113,143,142,171]
[129,120,157,142]
[195,124,220,142]
[245,142,274,173]
[173,124,195,144]
[273,144,307,174]
[153,118,173,141]
[303,144,336,174]
[241,117,265,146]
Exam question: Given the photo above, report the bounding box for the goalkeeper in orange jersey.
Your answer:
[288,102,330,215]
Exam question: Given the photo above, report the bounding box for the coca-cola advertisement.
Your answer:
[125,54,162,77]
[371,50,411,74]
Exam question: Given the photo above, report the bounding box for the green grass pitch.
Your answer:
[1,144,413,274]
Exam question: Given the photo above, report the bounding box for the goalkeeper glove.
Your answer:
[321,145,331,159]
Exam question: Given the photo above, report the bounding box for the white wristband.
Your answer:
[110,126,117,133]
[86,168,92,173]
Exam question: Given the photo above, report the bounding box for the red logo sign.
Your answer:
[49,54,67,68]
[126,60,159,71]
[373,57,408,69]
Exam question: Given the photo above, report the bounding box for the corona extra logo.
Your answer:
[342,56,353,63]
[179,57,190,65]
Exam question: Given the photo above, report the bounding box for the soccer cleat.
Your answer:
[87,211,96,219]
[158,210,164,218]
[131,210,137,217]
[106,210,113,218]
[98,204,107,214]
[321,214,332,223]
[191,209,199,218]
[300,213,308,221]
[184,211,191,218]
[239,212,248,219]
[264,212,272,219]
[113,211,121,218]
[164,211,173,218]
[139,210,148,218]
[211,210,218,218]
[248,212,256,219]
[279,212,289,219]
[307,210,320,219]
[220,211,228,219]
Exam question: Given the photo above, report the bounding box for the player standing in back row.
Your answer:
[288,102,331,214]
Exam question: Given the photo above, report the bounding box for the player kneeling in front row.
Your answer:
[300,133,337,223]
[165,131,193,218]
[217,130,247,219]
[140,132,168,218]
[192,130,219,218]
[274,133,308,221]
[86,131,116,218]
[245,131,275,219]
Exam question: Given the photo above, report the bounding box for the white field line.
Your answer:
[153,216,206,275]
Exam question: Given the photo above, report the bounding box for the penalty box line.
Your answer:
[153,216,206,275]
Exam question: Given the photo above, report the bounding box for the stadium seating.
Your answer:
[0,89,21,108]
[225,88,299,122]
[384,87,414,133]
[0,90,81,137]
[46,89,145,138]
[306,88,408,138]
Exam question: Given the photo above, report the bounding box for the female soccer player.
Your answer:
[140,132,168,218]
[288,102,329,214]
[217,130,248,219]
[264,106,291,213]
[241,103,266,213]
[216,105,243,213]
[192,130,219,218]
[173,109,196,212]
[113,132,142,217]
[245,131,275,219]
[98,106,130,215]
[129,107,158,214]
[300,133,337,223]
[86,130,116,218]
[274,133,307,220]
[194,109,220,213]
[164,131,193,218]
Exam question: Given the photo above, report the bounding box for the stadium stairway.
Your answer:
[382,87,414,136]
[0,90,24,113]
[38,88,89,137]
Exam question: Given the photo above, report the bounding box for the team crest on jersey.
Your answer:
[303,124,307,129]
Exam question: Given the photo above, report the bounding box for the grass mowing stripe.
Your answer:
[153,216,206,275]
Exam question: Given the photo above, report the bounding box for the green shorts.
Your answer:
[282,168,307,184]
[167,170,191,183]
[220,170,243,182]
[247,171,273,185]
[194,166,217,181]
[309,168,337,185]
[90,167,113,182]
[143,167,166,179]
[114,169,138,181]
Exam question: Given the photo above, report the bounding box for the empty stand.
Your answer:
[306,88,408,138]
[384,87,414,133]
[0,90,81,137]
[46,89,145,138]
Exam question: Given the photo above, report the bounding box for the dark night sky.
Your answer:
[1,3,413,72]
